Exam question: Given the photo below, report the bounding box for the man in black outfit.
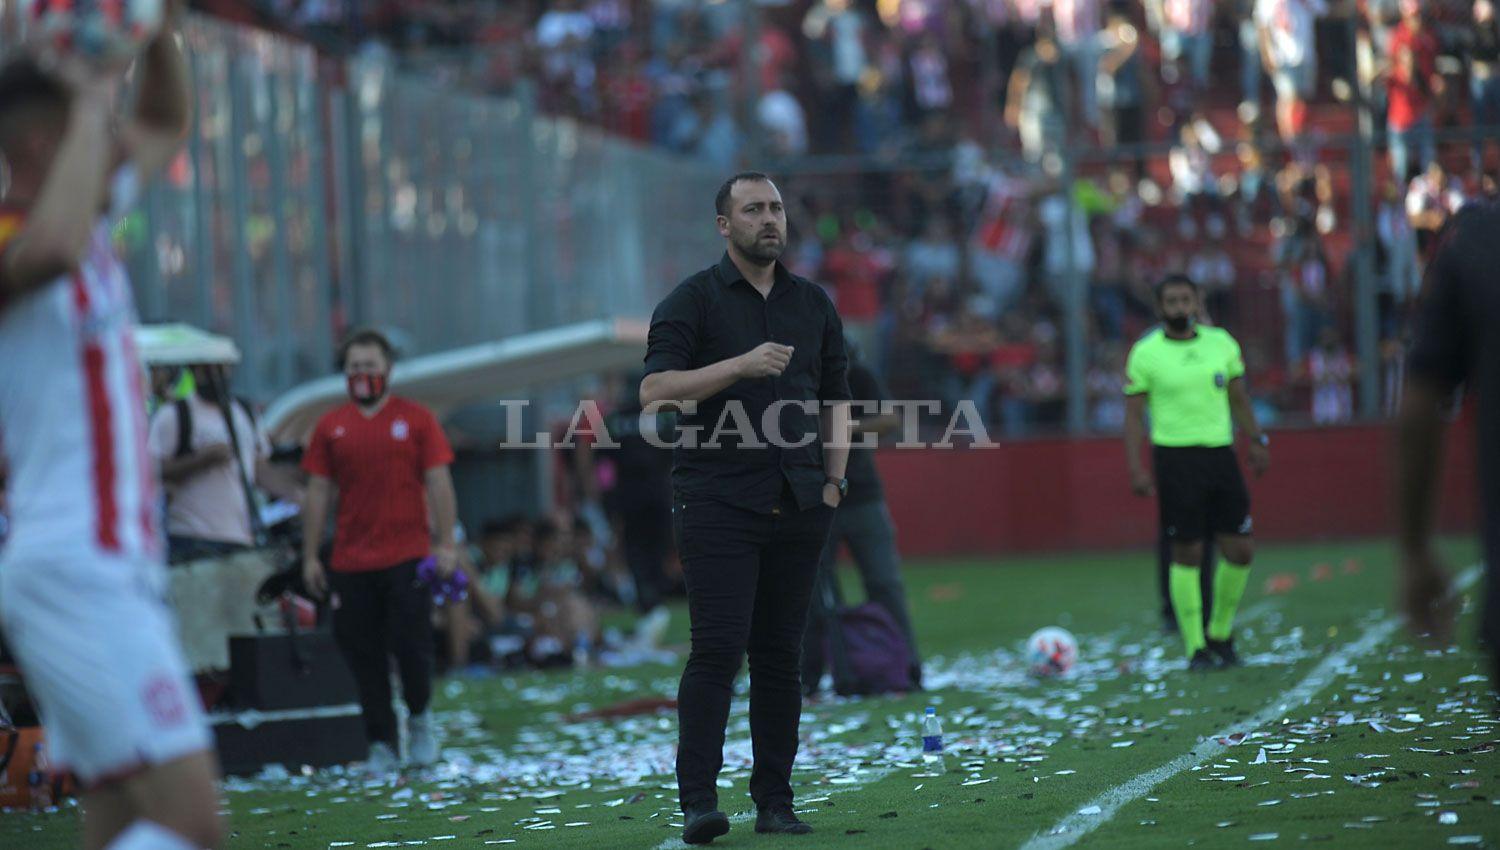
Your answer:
[641,172,851,844]
[1398,202,1500,690]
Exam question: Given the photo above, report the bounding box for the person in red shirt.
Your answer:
[821,230,889,366]
[1385,0,1442,182]
[300,328,458,773]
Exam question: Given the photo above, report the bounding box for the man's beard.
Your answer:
[736,230,784,265]
[1164,315,1193,333]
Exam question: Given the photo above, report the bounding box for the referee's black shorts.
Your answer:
[1153,445,1252,542]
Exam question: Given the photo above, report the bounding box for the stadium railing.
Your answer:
[119,15,721,403]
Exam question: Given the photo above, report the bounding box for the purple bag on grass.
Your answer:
[823,602,915,696]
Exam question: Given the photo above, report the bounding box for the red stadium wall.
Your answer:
[875,419,1479,557]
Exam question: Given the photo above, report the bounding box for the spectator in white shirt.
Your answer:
[757,81,809,157]
[1376,180,1421,311]
[1405,158,1466,255]
[1169,117,1226,238]
[536,0,597,97]
[1161,0,1215,91]
[147,366,273,563]
[1307,327,1355,424]
[803,0,869,149]
[1256,0,1328,143]
[910,33,954,116]
[1052,0,1103,128]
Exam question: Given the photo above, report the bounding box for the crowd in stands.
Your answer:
[193,0,1500,430]
[440,509,676,675]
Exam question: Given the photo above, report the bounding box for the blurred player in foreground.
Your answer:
[0,5,224,850]
[1124,274,1270,671]
[1397,204,1500,690]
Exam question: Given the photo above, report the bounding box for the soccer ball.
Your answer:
[1026,626,1078,677]
[23,0,164,62]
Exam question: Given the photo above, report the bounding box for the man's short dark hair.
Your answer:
[1155,273,1199,302]
[337,327,396,370]
[0,57,69,159]
[715,171,771,217]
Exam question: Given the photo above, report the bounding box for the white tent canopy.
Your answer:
[135,324,242,367]
[262,319,649,446]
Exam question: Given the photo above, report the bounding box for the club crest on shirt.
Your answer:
[392,419,410,441]
[1214,373,1226,388]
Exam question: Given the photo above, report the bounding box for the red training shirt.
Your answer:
[302,397,454,573]
[1387,22,1438,131]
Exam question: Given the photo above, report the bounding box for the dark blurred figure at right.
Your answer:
[1397,203,1500,691]
[602,378,676,644]
[802,340,921,692]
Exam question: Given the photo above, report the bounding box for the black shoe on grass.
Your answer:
[755,805,813,835]
[1188,649,1216,672]
[683,807,729,845]
[1206,637,1241,668]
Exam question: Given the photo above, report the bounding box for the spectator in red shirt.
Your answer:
[1385,0,1442,182]
[821,229,889,368]
[600,47,653,142]
[300,328,459,774]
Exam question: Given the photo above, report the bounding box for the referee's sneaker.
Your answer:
[1122,274,1271,670]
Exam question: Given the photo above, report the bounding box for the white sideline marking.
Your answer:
[1019,565,1485,850]
[649,598,1281,850]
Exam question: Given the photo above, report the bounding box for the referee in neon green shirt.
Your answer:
[1124,274,1271,670]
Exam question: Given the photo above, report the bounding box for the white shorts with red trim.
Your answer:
[0,549,211,786]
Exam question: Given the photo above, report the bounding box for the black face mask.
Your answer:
[1164,315,1193,333]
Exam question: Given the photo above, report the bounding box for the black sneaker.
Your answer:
[1188,649,1216,671]
[1206,637,1241,668]
[755,805,813,835]
[682,806,729,845]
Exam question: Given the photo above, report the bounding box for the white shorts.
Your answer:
[0,549,211,787]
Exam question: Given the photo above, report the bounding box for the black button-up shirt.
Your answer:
[643,253,851,513]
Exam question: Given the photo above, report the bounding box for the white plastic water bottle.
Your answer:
[921,706,946,774]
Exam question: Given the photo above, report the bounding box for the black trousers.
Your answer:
[330,559,435,747]
[673,489,835,812]
[622,496,673,613]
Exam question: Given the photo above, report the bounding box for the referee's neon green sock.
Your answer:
[1208,560,1252,641]
[1169,565,1206,657]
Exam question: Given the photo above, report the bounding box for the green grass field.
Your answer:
[5,538,1497,849]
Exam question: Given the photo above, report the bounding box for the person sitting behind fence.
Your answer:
[437,516,530,672]
[571,514,635,606]
[506,517,599,667]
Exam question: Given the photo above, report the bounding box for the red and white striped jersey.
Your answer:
[0,167,161,563]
